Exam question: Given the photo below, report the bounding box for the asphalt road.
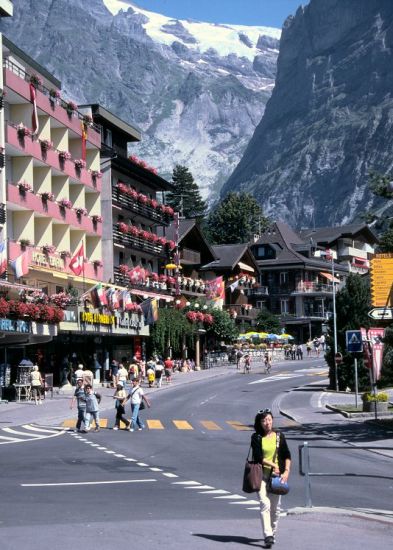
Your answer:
[1,358,393,550]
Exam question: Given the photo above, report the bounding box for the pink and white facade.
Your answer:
[1,34,103,295]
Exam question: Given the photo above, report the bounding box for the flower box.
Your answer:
[49,89,61,100]
[137,193,149,205]
[91,214,102,223]
[66,100,78,115]
[75,207,88,217]
[59,250,71,259]
[49,292,72,308]
[30,74,42,89]
[119,264,129,275]
[40,191,55,202]
[40,139,53,151]
[83,114,93,127]
[129,225,140,237]
[42,245,57,255]
[58,198,73,210]
[58,150,71,161]
[16,124,31,138]
[74,159,86,170]
[118,222,129,233]
[17,181,32,194]
[93,260,103,268]
[19,239,31,249]
[91,170,102,179]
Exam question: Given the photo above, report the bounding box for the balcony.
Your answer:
[5,123,101,192]
[224,304,258,321]
[0,0,13,18]
[0,203,6,224]
[112,187,171,226]
[113,226,166,257]
[245,285,269,297]
[7,184,102,236]
[180,248,200,265]
[3,60,101,147]
[291,282,333,295]
[8,240,103,281]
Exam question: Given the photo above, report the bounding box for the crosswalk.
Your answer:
[0,424,66,444]
[62,417,298,430]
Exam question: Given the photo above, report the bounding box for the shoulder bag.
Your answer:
[267,432,290,495]
[242,444,262,493]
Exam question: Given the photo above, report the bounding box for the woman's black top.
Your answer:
[251,431,291,474]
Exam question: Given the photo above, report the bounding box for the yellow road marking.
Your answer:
[99,419,108,428]
[147,419,164,430]
[226,421,252,431]
[173,420,193,430]
[63,419,76,428]
[200,420,222,431]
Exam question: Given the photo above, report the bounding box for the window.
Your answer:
[256,300,267,309]
[254,245,276,259]
[104,129,112,148]
[280,299,289,314]
[280,272,288,285]
[55,286,64,294]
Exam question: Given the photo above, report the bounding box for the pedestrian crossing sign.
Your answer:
[346,330,363,353]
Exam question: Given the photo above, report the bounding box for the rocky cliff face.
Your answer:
[222,0,393,228]
[0,0,280,201]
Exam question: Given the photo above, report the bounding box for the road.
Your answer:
[1,358,393,549]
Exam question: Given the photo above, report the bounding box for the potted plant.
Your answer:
[49,88,61,105]
[40,191,55,202]
[93,259,103,269]
[91,170,102,182]
[16,123,31,138]
[82,114,93,127]
[17,181,32,194]
[362,392,389,413]
[30,74,42,89]
[42,244,56,255]
[58,198,73,210]
[58,150,72,162]
[40,139,53,151]
[0,88,6,110]
[75,206,88,217]
[91,214,102,224]
[74,159,86,171]
[66,100,78,115]
[19,238,31,250]
[59,250,71,259]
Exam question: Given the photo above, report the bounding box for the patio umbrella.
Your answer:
[18,359,34,367]
[267,334,279,340]
[258,332,269,338]
[278,333,294,340]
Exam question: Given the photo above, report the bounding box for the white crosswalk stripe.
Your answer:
[0,424,66,444]
[248,374,304,385]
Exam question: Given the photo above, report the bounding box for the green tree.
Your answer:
[206,192,269,244]
[150,308,194,357]
[325,274,372,391]
[166,165,207,219]
[205,307,239,341]
[256,309,282,334]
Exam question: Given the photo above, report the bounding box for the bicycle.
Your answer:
[264,356,272,375]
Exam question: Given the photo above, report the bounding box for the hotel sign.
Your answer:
[80,311,115,326]
[370,254,393,307]
[32,251,63,270]
[0,318,30,333]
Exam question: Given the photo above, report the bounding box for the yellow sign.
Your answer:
[80,311,115,326]
[370,257,393,306]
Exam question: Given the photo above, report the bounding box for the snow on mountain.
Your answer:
[103,0,280,61]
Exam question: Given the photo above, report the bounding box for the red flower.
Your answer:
[26,303,41,321]
[51,308,64,323]
[137,193,148,204]
[159,274,167,283]
[186,311,197,323]
[118,222,129,233]
[117,182,129,194]
[157,237,167,247]
[119,264,129,275]
[165,206,175,217]
[0,298,10,318]
[129,225,140,237]
[166,240,176,250]
[8,300,29,317]
[203,313,214,325]
[150,199,158,209]
[150,272,159,282]
[196,311,205,322]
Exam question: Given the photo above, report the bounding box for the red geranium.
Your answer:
[25,303,41,321]
[118,222,129,233]
[119,264,129,275]
[137,193,148,205]
[129,225,140,237]
[166,240,176,250]
[186,311,197,323]
[0,298,10,318]
[196,311,205,322]
[203,313,214,325]
[157,237,167,247]
[8,300,29,318]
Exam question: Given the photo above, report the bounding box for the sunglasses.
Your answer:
[258,408,272,415]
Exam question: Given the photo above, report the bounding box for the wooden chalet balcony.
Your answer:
[180,248,200,265]
[245,285,269,297]
[113,226,166,257]
[291,282,333,295]
[112,187,172,226]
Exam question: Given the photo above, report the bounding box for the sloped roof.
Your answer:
[300,224,378,245]
[201,243,258,272]
[158,219,217,263]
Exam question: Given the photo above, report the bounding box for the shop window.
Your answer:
[280,299,289,314]
[280,272,288,285]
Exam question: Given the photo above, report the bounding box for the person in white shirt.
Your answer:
[117,363,129,387]
[126,378,150,431]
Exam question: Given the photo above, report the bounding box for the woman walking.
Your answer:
[126,378,150,431]
[30,365,43,405]
[112,383,130,430]
[250,409,291,548]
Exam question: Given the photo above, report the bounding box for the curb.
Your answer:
[287,506,393,524]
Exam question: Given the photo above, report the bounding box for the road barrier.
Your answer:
[299,442,393,507]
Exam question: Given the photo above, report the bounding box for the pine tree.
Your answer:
[166,165,207,219]
[206,192,269,244]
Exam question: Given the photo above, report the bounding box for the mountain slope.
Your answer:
[221,0,393,228]
[0,0,280,200]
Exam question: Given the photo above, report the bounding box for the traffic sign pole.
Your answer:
[354,358,358,409]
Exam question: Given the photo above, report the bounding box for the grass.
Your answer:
[332,404,393,413]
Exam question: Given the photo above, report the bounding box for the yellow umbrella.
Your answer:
[279,333,294,340]
[258,332,269,338]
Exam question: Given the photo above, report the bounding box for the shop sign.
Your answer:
[63,308,78,322]
[0,318,30,333]
[80,311,115,326]
[32,251,64,270]
[115,312,142,331]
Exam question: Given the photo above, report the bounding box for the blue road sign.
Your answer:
[346,330,363,353]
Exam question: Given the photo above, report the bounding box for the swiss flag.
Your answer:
[69,243,84,276]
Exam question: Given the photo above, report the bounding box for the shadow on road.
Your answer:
[193,534,262,547]
[279,420,393,444]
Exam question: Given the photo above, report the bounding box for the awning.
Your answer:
[237,261,254,273]
[353,257,369,267]
[130,288,174,301]
[320,271,340,283]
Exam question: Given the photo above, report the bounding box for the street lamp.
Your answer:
[321,249,339,391]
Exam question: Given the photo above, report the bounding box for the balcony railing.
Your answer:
[113,226,166,257]
[112,187,171,226]
[3,59,101,136]
[292,282,333,294]
[0,203,6,224]
[180,248,201,264]
[113,267,209,296]
[245,286,269,297]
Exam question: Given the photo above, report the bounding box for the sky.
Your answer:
[127,0,309,28]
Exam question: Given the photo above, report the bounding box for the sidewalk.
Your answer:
[0,364,234,427]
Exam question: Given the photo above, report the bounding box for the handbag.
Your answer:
[267,433,290,495]
[139,399,145,411]
[242,445,262,493]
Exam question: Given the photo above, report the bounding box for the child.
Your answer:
[84,384,101,432]
[113,383,130,430]
[147,365,155,387]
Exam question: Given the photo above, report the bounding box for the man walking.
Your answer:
[70,378,86,432]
